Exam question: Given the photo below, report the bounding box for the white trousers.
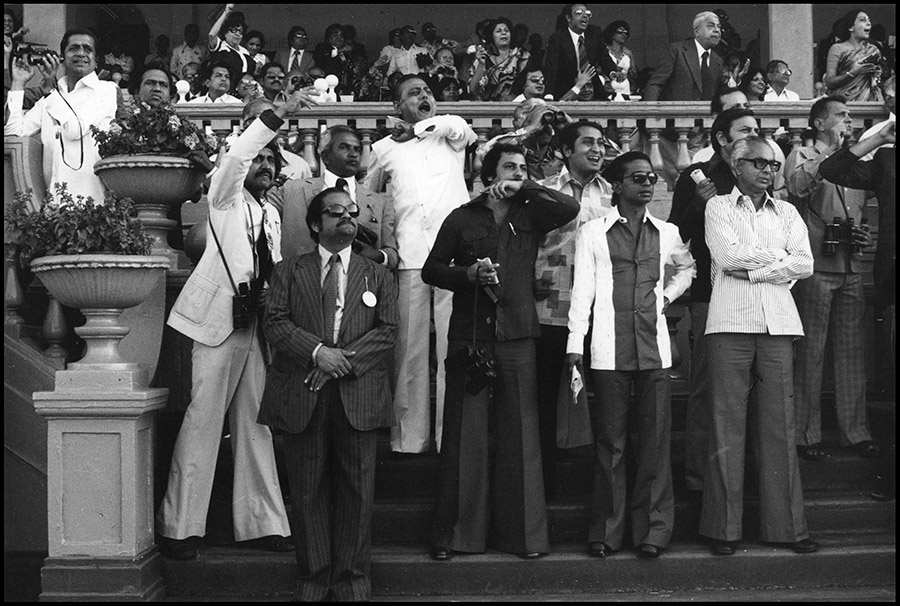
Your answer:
[391,269,453,453]
[157,318,290,541]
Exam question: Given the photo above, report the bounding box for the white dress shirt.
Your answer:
[763,87,800,101]
[364,114,477,270]
[286,48,307,72]
[387,44,429,76]
[704,188,813,336]
[4,71,118,203]
[323,168,357,201]
[188,92,242,104]
[692,141,788,200]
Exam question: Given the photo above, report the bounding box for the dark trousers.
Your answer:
[588,369,674,550]
[433,338,550,555]
[282,382,377,602]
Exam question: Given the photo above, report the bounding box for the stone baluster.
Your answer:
[645,126,665,176]
[617,125,632,153]
[356,117,378,180]
[471,121,492,184]
[674,126,693,175]
[788,126,805,151]
[4,246,25,332]
[42,296,67,369]
[300,129,319,176]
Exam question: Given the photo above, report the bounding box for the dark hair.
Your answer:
[838,9,867,42]
[320,124,360,158]
[204,59,234,83]
[129,64,172,96]
[809,95,847,132]
[244,29,265,48]
[485,17,514,51]
[711,85,745,114]
[220,11,246,40]
[288,25,307,41]
[602,151,652,206]
[481,142,527,186]
[4,8,20,32]
[558,120,605,166]
[324,23,344,41]
[556,5,578,31]
[391,73,429,101]
[342,24,357,40]
[60,28,98,56]
[602,20,630,45]
[738,65,767,101]
[306,187,351,243]
[260,61,286,78]
[711,107,756,154]
[765,59,787,76]
[262,139,284,182]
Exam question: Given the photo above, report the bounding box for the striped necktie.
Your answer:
[322,254,341,346]
[577,35,589,71]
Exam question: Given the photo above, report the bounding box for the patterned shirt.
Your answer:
[704,188,813,336]
[535,168,612,326]
[170,42,208,78]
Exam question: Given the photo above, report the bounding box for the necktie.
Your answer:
[291,50,301,73]
[335,177,348,193]
[577,35,589,72]
[322,254,341,346]
[701,50,713,99]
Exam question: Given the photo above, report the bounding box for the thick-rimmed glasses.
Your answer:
[738,158,782,171]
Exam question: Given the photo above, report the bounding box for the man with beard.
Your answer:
[158,89,317,561]
[364,74,477,455]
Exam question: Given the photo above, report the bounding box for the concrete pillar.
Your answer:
[33,370,168,601]
[769,4,815,98]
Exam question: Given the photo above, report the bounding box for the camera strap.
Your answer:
[52,82,85,172]
[207,216,241,296]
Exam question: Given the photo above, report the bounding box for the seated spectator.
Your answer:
[171,23,208,81]
[243,30,267,77]
[436,76,463,102]
[207,4,251,86]
[277,26,315,79]
[469,17,530,101]
[377,28,402,68]
[258,61,288,104]
[739,65,767,102]
[428,46,460,82]
[144,34,172,71]
[603,20,639,100]
[721,51,750,89]
[764,60,800,101]
[512,23,529,52]
[181,61,202,100]
[511,67,546,102]
[237,71,263,103]
[387,25,429,77]
[189,60,241,103]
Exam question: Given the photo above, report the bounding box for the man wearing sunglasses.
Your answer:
[277,26,315,80]
[542,3,616,101]
[566,151,695,560]
[764,60,800,101]
[259,186,398,602]
[701,136,817,557]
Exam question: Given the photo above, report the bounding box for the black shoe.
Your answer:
[710,539,735,556]
[518,552,546,560]
[637,544,661,558]
[797,443,828,461]
[791,538,820,554]
[429,545,454,561]
[158,536,200,560]
[850,440,882,458]
[587,542,611,558]
[240,535,294,552]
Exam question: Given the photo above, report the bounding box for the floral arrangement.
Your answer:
[4,184,152,268]
[90,101,218,159]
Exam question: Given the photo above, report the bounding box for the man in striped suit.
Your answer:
[259,187,398,602]
[566,151,695,559]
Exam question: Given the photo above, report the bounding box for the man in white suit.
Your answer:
[158,88,316,560]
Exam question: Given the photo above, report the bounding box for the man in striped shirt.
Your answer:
[700,136,818,557]
[566,151,695,560]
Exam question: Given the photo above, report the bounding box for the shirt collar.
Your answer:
[694,38,710,62]
[59,71,101,93]
[568,28,584,49]
[558,166,610,192]
[813,138,835,155]
[603,204,656,230]
[318,244,351,274]
[733,187,780,214]
[323,169,357,201]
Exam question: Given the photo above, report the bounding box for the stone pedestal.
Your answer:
[33,370,169,601]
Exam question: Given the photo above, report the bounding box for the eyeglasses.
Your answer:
[738,158,782,171]
[322,203,360,218]
[777,68,792,76]
[227,27,243,35]
[292,33,308,39]
[528,77,545,83]
[623,172,659,185]
[616,29,630,36]
[573,9,593,18]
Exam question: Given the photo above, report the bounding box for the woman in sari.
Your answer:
[469,17,530,102]
[824,9,883,102]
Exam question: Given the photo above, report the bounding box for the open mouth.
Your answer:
[418,100,432,113]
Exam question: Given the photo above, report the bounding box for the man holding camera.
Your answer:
[785,96,878,461]
[158,89,316,561]
[422,142,579,561]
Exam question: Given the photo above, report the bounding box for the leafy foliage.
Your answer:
[91,101,218,158]
[4,184,153,268]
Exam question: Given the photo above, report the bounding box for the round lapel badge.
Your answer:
[362,290,377,308]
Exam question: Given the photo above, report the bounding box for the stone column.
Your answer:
[33,369,168,602]
[769,4,814,98]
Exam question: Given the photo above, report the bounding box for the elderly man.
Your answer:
[277,26,315,78]
[645,11,724,101]
[701,136,817,557]
[188,60,241,103]
[764,60,800,101]
[787,96,879,460]
[365,74,477,454]
[270,124,398,268]
[542,3,616,101]
[5,28,119,203]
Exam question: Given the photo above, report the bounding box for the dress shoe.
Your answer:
[796,443,827,461]
[791,538,820,554]
[241,535,294,552]
[518,552,546,560]
[158,536,200,560]
[636,544,661,558]
[587,542,612,558]
[710,539,735,556]
[850,440,881,458]
[429,545,453,561]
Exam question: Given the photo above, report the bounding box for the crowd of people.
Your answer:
[3,3,896,603]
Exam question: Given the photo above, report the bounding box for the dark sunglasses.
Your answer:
[739,158,782,171]
[623,172,659,185]
[322,203,360,218]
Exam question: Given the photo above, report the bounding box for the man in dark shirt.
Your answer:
[667,107,759,497]
[422,142,578,561]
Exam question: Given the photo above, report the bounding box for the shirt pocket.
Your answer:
[460,226,492,264]
[177,273,221,326]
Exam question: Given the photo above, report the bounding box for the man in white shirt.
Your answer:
[764,60,800,101]
[511,68,546,103]
[364,74,477,453]
[387,25,429,77]
[701,136,817,557]
[188,61,242,104]
[5,28,119,203]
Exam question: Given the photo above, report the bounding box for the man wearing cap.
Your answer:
[388,25,430,77]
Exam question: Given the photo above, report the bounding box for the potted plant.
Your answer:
[5,185,169,368]
[91,101,219,260]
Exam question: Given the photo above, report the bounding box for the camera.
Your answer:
[232,280,262,330]
[13,42,59,66]
[823,216,866,255]
[448,344,498,396]
[859,54,880,65]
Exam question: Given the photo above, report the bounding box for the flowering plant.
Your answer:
[4,184,152,268]
[90,101,218,159]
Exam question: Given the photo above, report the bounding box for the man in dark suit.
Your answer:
[542,4,617,101]
[268,124,398,269]
[259,186,398,602]
[276,25,316,79]
[644,11,724,101]
[313,23,348,92]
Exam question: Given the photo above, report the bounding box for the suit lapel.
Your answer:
[682,41,702,93]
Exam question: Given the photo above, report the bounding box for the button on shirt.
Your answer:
[364,114,477,270]
[704,188,813,336]
[536,168,613,326]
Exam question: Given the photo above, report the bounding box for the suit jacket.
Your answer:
[275,48,316,77]
[167,115,283,347]
[542,25,617,100]
[268,176,399,269]
[312,43,347,82]
[644,39,723,101]
[258,251,399,433]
